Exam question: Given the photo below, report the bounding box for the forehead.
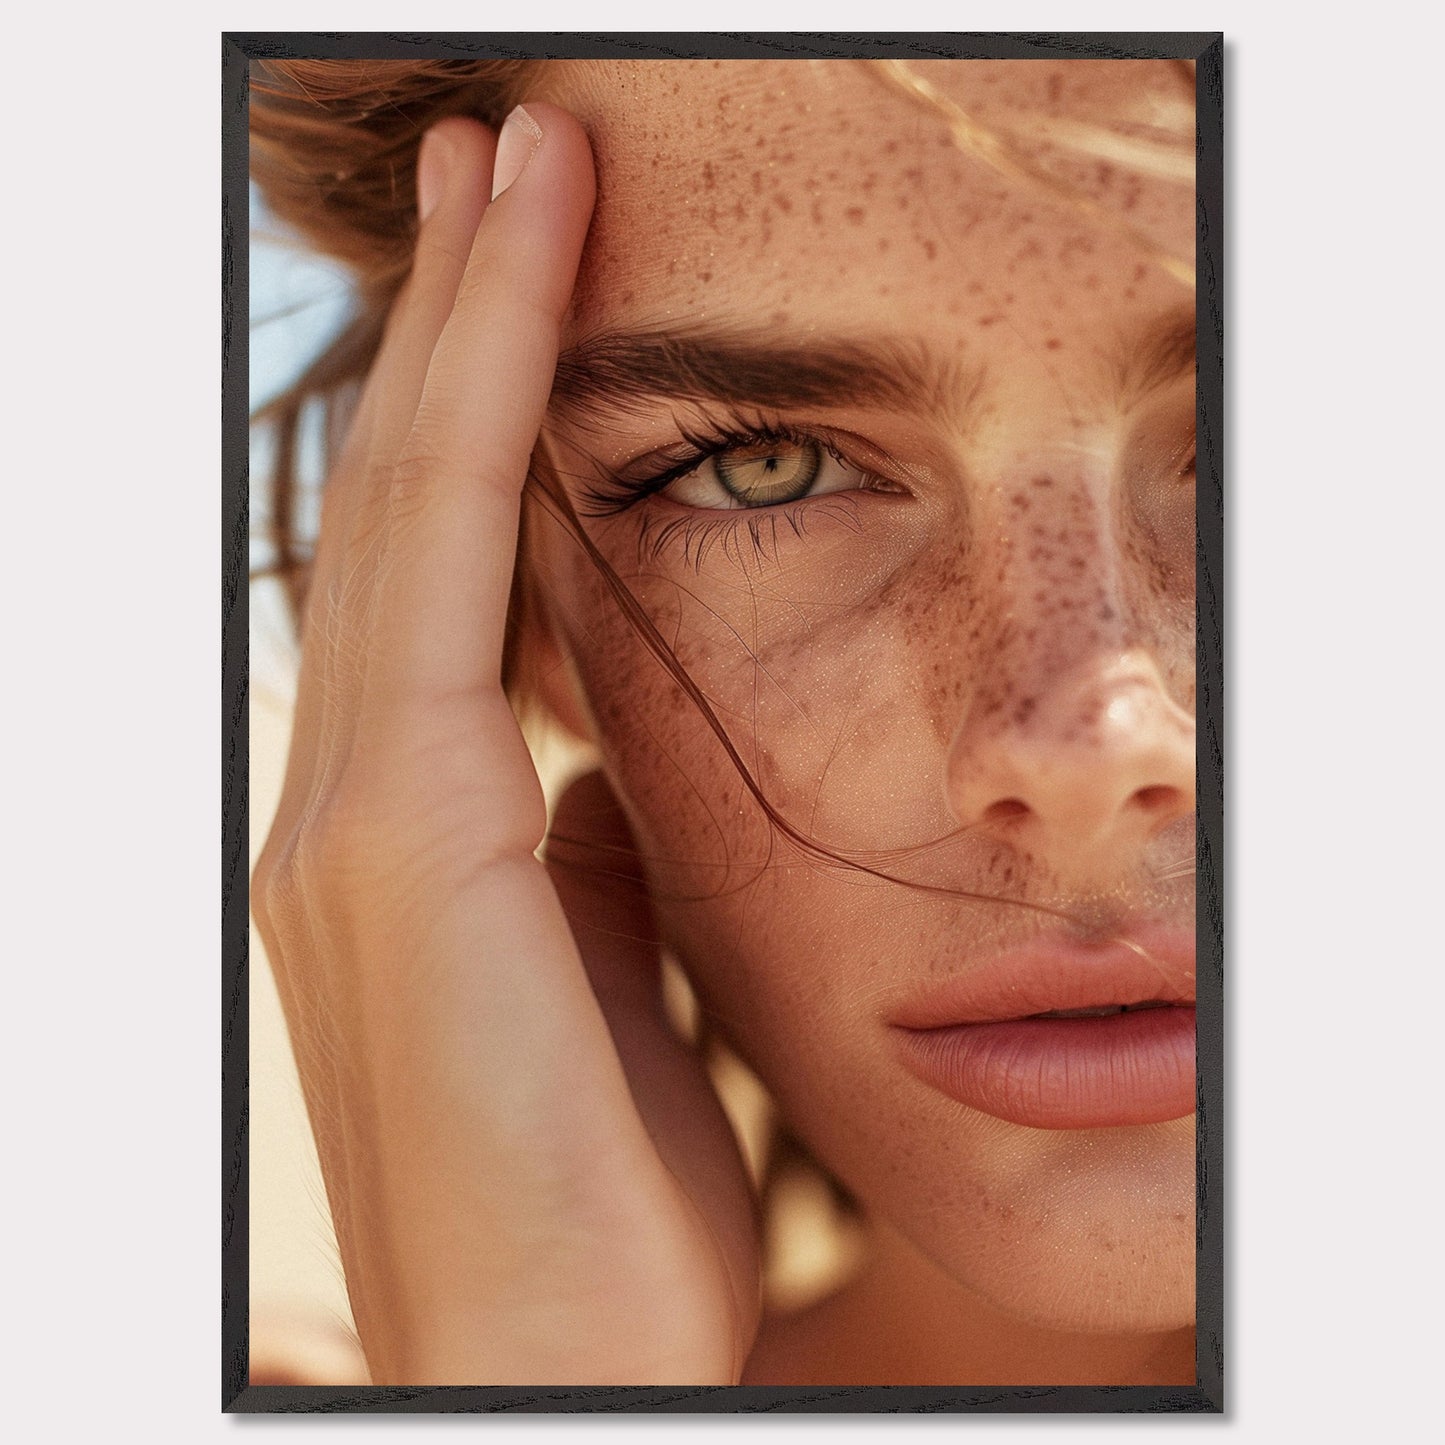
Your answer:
[540,58,1195,350]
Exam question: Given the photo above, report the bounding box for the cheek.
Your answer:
[541,502,969,875]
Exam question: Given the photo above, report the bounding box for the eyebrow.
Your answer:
[1117,307,1197,406]
[551,329,987,422]
[551,309,1196,422]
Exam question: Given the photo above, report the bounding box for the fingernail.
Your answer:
[491,105,544,200]
[416,127,454,222]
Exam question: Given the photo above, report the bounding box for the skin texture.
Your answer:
[522,60,1198,1380]
[253,58,1198,1388]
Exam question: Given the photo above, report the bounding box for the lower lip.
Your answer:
[894,1006,1196,1129]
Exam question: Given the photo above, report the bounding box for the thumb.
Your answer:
[545,769,664,1013]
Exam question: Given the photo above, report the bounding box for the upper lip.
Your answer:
[887,926,1196,1029]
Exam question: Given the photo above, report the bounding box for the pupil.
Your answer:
[716,440,822,505]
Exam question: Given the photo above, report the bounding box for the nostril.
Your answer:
[1133,785,1179,814]
[983,798,1030,824]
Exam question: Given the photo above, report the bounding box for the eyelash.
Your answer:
[571,414,893,567]
[577,416,883,515]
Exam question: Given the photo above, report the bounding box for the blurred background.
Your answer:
[249,184,363,1376]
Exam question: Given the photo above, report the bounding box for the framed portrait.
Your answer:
[224,30,1222,1414]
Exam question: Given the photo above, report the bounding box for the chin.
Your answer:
[970,1228,1197,1337]
[901,1112,1198,1336]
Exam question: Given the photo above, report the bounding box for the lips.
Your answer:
[889,930,1196,1130]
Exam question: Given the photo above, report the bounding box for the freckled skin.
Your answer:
[527,60,1197,1345]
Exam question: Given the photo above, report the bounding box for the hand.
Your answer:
[250,106,761,1386]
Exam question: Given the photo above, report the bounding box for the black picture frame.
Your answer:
[222,29,1224,1414]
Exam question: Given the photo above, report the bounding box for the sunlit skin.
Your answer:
[523,60,1198,1382]
[252,55,1199,1389]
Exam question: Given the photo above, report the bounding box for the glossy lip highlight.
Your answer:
[889,930,1196,1130]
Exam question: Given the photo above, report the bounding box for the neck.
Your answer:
[746,1218,1195,1387]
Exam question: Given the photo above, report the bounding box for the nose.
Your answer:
[945,649,1195,864]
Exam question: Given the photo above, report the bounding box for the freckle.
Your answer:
[878,237,890,253]
[1098,603,1116,622]
[771,310,790,326]
[774,193,793,214]
[1031,476,1054,489]
[811,200,824,225]
[1133,264,1148,281]
[1047,73,1063,104]
[967,280,984,294]
[699,271,713,282]
[1045,337,1062,351]
[978,314,1003,327]
[923,238,937,260]
[884,138,899,154]
[751,170,763,193]
[845,206,866,225]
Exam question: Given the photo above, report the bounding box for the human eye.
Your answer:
[576,418,897,519]
[1171,434,1195,482]
[665,431,876,510]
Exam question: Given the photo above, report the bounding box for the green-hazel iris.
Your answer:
[714,440,822,506]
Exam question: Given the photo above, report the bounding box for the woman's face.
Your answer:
[529,58,1197,1332]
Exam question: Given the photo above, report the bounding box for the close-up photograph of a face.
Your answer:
[237,35,1220,1411]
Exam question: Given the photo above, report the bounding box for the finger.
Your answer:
[360,102,596,722]
[545,769,664,1014]
[545,770,762,1351]
[269,119,499,836]
[320,117,499,574]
